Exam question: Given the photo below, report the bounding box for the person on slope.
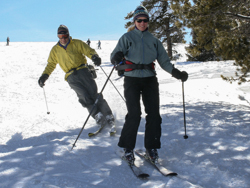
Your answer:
[110,6,188,164]
[6,37,10,46]
[87,38,91,46]
[98,40,101,49]
[38,24,114,127]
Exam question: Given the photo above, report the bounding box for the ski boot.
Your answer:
[106,114,116,134]
[94,112,105,128]
[123,149,135,165]
[146,149,159,164]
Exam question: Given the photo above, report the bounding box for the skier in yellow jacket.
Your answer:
[38,24,114,127]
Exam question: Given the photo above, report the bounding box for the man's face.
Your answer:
[58,34,69,45]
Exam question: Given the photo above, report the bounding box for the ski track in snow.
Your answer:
[0,41,250,188]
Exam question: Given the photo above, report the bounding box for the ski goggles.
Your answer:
[58,34,69,39]
[136,19,149,23]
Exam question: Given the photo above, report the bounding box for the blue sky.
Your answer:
[1,0,191,42]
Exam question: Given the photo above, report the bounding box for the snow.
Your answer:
[1,41,250,188]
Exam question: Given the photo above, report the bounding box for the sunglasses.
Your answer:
[136,19,149,23]
[58,34,69,39]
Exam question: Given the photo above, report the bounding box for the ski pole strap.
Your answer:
[115,60,155,72]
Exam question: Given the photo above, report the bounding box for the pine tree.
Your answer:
[125,0,186,59]
[171,0,250,84]
[186,31,218,61]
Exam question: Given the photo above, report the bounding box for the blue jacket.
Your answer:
[111,28,173,77]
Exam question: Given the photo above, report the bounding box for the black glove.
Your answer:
[92,54,101,66]
[111,51,124,65]
[172,68,188,82]
[38,74,49,87]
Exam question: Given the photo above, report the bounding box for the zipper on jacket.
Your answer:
[141,33,144,77]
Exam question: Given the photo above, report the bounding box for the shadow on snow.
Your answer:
[0,100,249,187]
[160,100,250,187]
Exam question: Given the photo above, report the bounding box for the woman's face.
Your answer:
[134,16,149,31]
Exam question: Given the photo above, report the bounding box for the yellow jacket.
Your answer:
[42,37,97,80]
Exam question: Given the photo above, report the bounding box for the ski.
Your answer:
[135,149,178,176]
[128,163,149,179]
[88,123,116,137]
[88,121,107,137]
[116,150,149,179]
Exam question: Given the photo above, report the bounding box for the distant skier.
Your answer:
[38,25,114,128]
[6,37,9,46]
[98,40,101,49]
[87,38,91,46]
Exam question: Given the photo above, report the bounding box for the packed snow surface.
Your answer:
[0,41,250,188]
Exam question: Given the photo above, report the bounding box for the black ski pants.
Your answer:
[118,76,162,150]
[67,68,112,118]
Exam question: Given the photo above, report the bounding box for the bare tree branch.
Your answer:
[224,12,250,21]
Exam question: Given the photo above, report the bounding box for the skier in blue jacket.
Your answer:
[110,5,188,164]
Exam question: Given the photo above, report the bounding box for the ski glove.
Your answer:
[111,51,124,65]
[172,68,188,82]
[92,54,101,66]
[38,74,49,88]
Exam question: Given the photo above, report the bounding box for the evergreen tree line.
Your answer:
[125,0,250,84]
[125,0,186,60]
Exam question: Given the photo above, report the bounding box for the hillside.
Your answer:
[0,41,249,188]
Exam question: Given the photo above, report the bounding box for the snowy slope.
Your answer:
[0,41,250,188]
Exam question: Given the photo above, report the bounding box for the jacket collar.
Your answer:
[135,26,148,32]
[58,36,72,49]
[133,26,149,36]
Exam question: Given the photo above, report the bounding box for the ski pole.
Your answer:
[43,87,50,114]
[182,82,188,139]
[71,66,116,150]
[100,66,126,102]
